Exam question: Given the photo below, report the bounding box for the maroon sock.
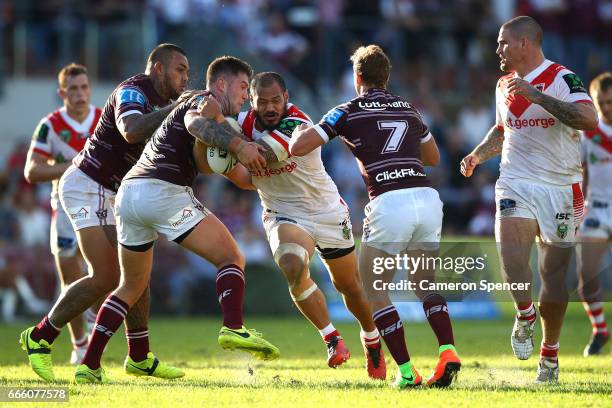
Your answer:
[216,264,245,329]
[31,316,61,344]
[423,293,454,346]
[126,327,149,362]
[373,305,410,365]
[82,295,129,370]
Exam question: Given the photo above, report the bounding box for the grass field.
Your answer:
[1,303,610,407]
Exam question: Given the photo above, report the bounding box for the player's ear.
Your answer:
[283,90,289,103]
[153,61,164,76]
[57,88,66,100]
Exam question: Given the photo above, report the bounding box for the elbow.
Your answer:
[289,142,306,157]
[23,167,37,184]
[424,155,440,167]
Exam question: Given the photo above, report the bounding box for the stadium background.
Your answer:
[0,0,610,321]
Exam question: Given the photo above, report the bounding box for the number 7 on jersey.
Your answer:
[379,120,408,153]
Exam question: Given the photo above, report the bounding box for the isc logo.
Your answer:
[555,213,571,220]
[381,321,403,336]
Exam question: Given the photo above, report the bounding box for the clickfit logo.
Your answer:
[506,117,556,129]
[375,168,425,182]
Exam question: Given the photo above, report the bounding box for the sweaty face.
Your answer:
[595,88,612,125]
[221,72,249,116]
[162,52,189,100]
[60,73,91,115]
[496,27,522,73]
[251,82,288,130]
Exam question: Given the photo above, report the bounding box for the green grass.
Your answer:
[1,304,610,407]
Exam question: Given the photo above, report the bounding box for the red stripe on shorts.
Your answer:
[572,183,584,224]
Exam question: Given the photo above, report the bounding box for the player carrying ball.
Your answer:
[196,71,386,379]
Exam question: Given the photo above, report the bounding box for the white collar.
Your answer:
[516,59,553,82]
[59,105,96,133]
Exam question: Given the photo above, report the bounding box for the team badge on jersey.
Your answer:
[562,73,587,94]
[35,123,49,143]
[59,129,71,143]
[556,222,568,239]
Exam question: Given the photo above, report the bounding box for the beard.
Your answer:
[256,108,288,131]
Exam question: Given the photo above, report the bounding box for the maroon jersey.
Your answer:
[74,74,170,191]
[124,99,198,187]
[315,88,432,199]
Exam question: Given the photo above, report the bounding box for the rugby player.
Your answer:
[20,43,196,382]
[460,16,598,383]
[73,56,278,383]
[577,71,611,356]
[196,71,386,379]
[289,45,461,389]
[24,63,101,365]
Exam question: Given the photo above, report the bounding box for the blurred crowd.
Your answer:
[0,0,610,318]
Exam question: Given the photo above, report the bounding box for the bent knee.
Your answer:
[332,276,362,296]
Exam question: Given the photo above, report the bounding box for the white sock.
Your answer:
[360,328,380,346]
[319,323,336,338]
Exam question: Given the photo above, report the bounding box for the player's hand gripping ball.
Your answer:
[206,117,240,174]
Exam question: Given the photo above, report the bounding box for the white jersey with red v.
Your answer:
[236,103,346,216]
[495,60,593,185]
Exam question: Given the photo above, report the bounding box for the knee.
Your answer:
[332,275,362,297]
[218,250,245,271]
[278,254,308,287]
[89,267,120,294]
[274,243,309,285]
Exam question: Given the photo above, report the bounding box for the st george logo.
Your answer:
[218,289,232,303]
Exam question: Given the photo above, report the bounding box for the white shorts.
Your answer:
[495,178,584,246]
[578,199,611,239]
[262,202,355,259]
[116,178,210,246]
[50,201,78,257]
[362,187,443,254]
[59,165,116,231]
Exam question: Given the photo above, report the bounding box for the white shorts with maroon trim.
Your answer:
[495,177,584,246]
[116,178,210,246]
[361,187,443,255]
[59,165,116,231]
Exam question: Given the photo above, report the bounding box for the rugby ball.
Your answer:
[206,117,240,174]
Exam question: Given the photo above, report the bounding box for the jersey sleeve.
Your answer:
[29,118,54,158]
[313,104,350,142]
[414,109,432,143]
[555,70,592,104]
[263,115,312,161]
[115,85,147,122]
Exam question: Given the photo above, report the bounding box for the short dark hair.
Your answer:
[350,45,391,89]
[502,16,543,45]
[146,43,187,71]
[58,63,87,89]
[250,72,287,93]
[590,71,612,97]
[206,56,253,88]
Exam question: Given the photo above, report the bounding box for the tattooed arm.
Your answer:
[530,94,598,130]
[460,125,505,177]
[119,104,176,143]
[507,77,598,130]
[185,112,267,171]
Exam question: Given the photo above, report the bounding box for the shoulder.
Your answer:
[286,103,312,123]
